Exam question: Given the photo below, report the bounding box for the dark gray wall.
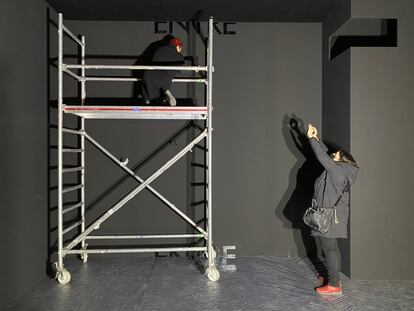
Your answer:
[322,0,352,276]
[213,23,322,256]
[349,0,414,279]
[0,0,52,308]
[62,20,322,257]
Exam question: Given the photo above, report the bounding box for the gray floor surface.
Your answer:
[6,256,414,311]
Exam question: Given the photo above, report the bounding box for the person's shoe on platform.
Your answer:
[164,89,176,106]
[315,284,342,295]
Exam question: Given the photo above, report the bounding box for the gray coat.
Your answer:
[309,138,359,238]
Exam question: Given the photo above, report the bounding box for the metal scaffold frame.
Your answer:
[55,13,219,284]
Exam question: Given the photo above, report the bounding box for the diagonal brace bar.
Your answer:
[64,130,208,252]
[83,131,207,236]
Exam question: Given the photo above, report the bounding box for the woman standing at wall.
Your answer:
[307,124,359,295]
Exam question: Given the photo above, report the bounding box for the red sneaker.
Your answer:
[315,284,342,295]
[318,276,341,287]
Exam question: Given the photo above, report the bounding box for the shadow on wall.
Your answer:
[275,114,324,257]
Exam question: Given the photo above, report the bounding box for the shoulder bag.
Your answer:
[303,175,349,234]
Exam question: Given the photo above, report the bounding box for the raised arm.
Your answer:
[307,124,340,172]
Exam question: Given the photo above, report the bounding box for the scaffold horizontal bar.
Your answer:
[84,77,207,83]
[62,128,83,135]
[62,220,83,235]
[85,234,205,240]
[63,202,83,214]
[62,184,84,194]
[63,105,208,120]
[173,78,207,83]
[65,64,208,71]
[62,24,84,47]
[64,247,207,255]
[86,77,138,82]
[62,148,84,153]
[65,106,207,112]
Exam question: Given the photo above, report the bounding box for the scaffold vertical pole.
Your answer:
[57,13,64,270]
[80,35,87,261]
[207,16,214,269]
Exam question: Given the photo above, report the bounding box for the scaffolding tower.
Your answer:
[55,13,219,284]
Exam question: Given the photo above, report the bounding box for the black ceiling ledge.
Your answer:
[45,0,347,22]
[329,18,398,60]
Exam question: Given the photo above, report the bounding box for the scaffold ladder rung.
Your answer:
[62,167,84,173]
[62,184,84,194]
[63,148,84,153]
[63,202,83,214]
[191,200,207,207]
[191,163,208,168]
[62,128,83,135]
[191,182,207,187]
[62,220,84,235]
[195,144,207,151]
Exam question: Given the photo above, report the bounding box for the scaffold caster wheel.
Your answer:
[205,248,217,260]
[206,266,220,282]
[57,269,71,285]
[81,253,88,263]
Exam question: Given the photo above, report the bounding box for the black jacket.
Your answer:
[142,44,184,101]
[309,138,359,238]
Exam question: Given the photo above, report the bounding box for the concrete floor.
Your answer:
[5,256,414,311]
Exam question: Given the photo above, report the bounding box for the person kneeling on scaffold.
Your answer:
[141,37,185,106]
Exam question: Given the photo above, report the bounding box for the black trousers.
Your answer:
[142,70,175,101]
[316,236,342,287]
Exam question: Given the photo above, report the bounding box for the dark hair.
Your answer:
[338,150,358,167]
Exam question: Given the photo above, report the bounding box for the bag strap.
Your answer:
[317,172,348,209]
[331,182,348,224]
[320,171,327,207]
[332,180,349,208]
